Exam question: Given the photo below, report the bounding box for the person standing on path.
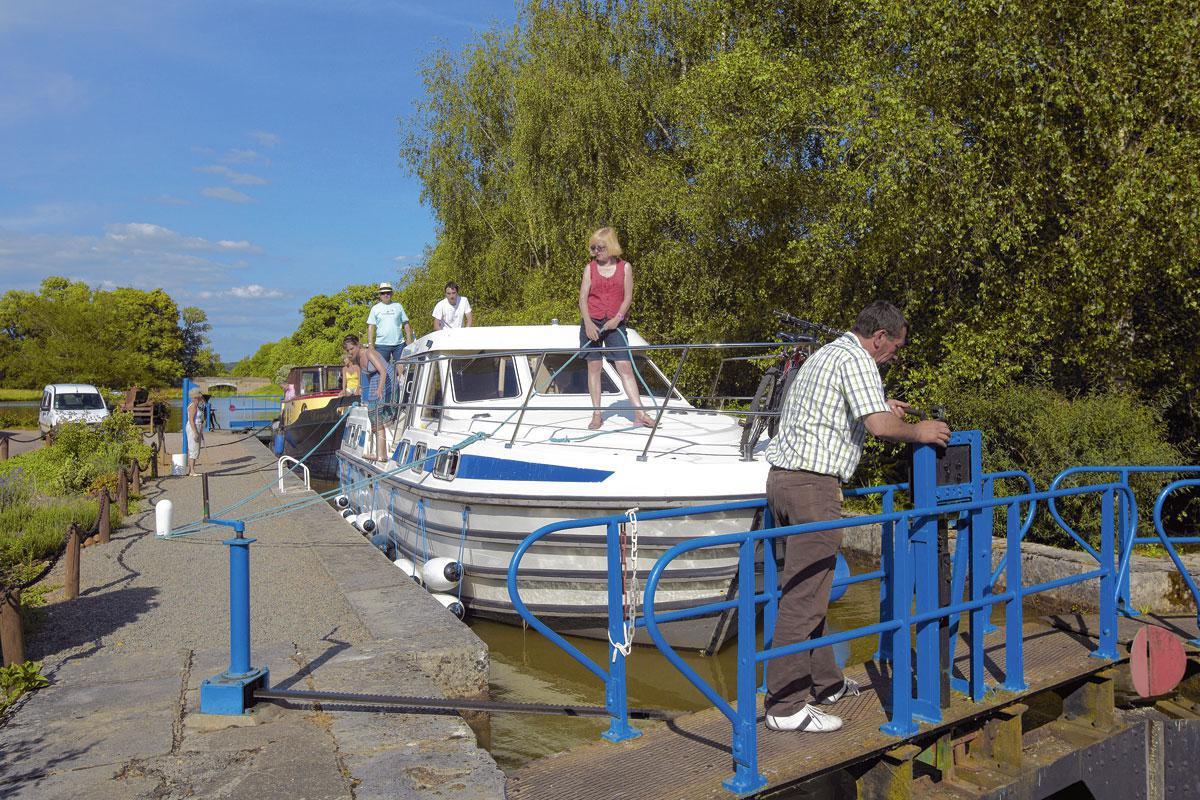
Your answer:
[366,282,413,408]
[432,281,473,330]
[577,227,655,430]
[342,334,391,462]
[185,387,207,477]
[763,301,950,734]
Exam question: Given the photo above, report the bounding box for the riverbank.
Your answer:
[0,431,503,799]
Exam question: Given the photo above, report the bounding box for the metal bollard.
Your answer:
[64,523,81,600]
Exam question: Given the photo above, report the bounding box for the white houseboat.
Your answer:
[336,324,771,652]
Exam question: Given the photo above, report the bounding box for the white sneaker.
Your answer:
[819,677,861,706]
[765,704,843,732]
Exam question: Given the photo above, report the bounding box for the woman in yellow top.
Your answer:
[341,353,361,396]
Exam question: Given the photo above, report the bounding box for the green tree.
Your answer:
[180,307,220,376]
[399,0,1200,454]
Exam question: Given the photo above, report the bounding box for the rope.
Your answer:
[417,498,430,564]
[608,507,640,661]
[456,506,470,600]
[549,424,643,443]
[0,432,46,443]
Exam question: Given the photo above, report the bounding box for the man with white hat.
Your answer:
[366,282,413,406]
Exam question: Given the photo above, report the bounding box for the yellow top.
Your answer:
[345,368,360,392]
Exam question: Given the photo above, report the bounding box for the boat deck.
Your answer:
[506,614,1200,799]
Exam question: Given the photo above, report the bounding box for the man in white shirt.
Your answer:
[432,282,473,330]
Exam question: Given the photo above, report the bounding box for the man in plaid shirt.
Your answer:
[764,301,950,733]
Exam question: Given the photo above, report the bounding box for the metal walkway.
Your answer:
[507,616,1197,799]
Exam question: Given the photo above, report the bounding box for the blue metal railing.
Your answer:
[1152,479,1200,642]
[1049,466,1200,614]
[507,476,1134,795]
[642,481,1132,793]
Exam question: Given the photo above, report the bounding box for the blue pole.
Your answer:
[601,520,638,742]
[724,537,767,795]
[181,377,192,460]
[758,506,776,695]
[1093,488,1119,660]
[1002,502,1027,691]
[881,516,917,736]
[875,490,895,663]
[226,524,253,676]
[1116,469,1138,616]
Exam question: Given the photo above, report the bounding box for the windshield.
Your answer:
[527,354,618,394]
[630,354,682,398]
[54,392,105,411]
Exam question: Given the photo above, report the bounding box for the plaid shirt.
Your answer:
[765,332,891,482]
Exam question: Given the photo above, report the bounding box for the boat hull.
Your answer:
[337,452,764,653]
[283,394,357,480]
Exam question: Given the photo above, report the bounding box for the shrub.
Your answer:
[0,496,99,586]
[946,384,1182,550]
[0,413,150,497]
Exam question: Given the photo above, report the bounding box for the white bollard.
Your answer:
[430,593,465,620]
[421,557,463,592]
[155,499,173,537]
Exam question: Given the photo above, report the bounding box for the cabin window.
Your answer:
[451,355,521,402]
[433,448,460,480]
[420,363,443,422]
[527,354,618,394]
[630,355,682,398]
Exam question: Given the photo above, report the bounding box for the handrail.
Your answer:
[1152,479,1200,642]
[1049,465,1200,613]
[641,481,1132,793]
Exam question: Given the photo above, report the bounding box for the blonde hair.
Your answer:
[189,387,202,400]
[589,227,623,258]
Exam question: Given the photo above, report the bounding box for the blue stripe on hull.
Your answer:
[455,454,612,483]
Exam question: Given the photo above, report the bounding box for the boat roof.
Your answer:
[406,324,650,356]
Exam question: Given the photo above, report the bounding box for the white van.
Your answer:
[38,384,110,434]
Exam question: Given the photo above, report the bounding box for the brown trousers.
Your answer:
[765,467,845,715]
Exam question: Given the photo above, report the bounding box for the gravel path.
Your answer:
[27,430,371,663]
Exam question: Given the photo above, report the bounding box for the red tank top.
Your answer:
[586,260,626,319]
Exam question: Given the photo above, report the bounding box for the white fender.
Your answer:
[352,513,376,534]
[430,592,465,620]
[369,532,393,558]
[154,499,173,537]
[340,508,356,521]
[393,557,421,583]
[421,557,463,592]
[333,494,350,509]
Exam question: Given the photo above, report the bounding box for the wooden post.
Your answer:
[64,523,81,600]
[0,434,9,461]
[150,444,159,478]
[131,458,141,495]
[117,467,129,516]
[1,589,23,666]
[97,489,111,544]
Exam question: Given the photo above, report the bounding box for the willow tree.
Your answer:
[400,0,1200,450]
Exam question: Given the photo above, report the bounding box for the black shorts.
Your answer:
[579,318,631,361]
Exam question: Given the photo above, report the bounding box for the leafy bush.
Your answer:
[0,661,50,714]
[0,409,38,429]
[852,384,1184,550]
[946,384,1182,550]
[0,413,150,497]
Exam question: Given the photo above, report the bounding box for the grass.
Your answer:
[0,389,41,402]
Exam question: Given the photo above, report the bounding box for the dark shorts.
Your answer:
[579,318,631,362]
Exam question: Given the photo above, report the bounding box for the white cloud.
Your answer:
[195,165,268,185]
[250,131,280,148]
[221,148,268,166]
[229,284,284,299]
[201,186,255,204]
[102,222,263,254]
[0,67,87,124]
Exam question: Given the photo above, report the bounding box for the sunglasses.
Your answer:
[588,243,607,251]
[379,291,393,295]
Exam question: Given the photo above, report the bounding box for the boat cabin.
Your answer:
[284,365,346,400]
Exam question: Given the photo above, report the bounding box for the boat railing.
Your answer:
[375,340,801,454]
[507,474,1133,794]
[1048,465,1200,614]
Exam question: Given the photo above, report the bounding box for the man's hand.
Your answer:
[886,398,910,418]
[915,419,951,446]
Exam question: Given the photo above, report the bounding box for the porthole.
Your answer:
[412,442,428,474]
[433,448,460,481]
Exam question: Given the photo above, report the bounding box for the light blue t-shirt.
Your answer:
[367,301,409,345]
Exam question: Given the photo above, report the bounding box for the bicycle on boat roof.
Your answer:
[739,312,841,460]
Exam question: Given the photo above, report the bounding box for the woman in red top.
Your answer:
[578,227,655,430]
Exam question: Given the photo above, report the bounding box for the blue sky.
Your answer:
[0,1,517,361]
